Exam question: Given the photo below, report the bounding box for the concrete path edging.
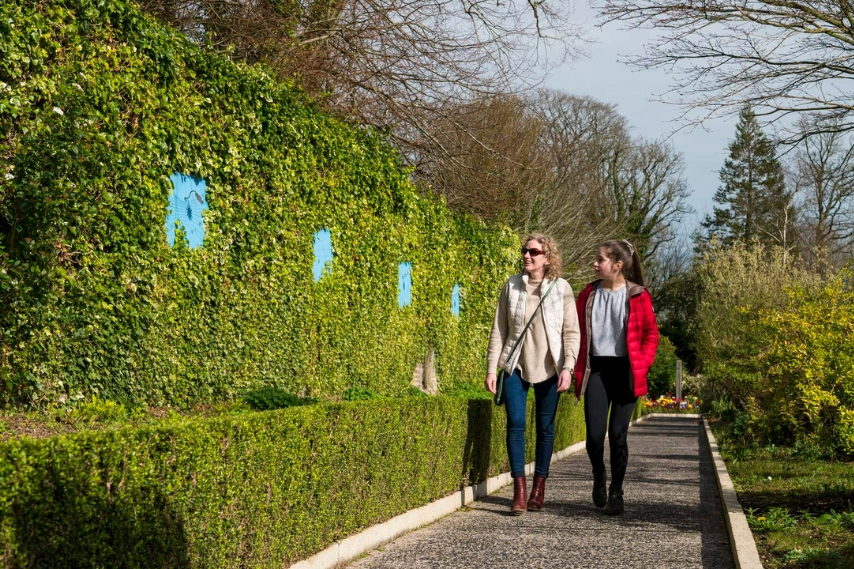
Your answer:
[702,417,764,569]
[290,412,763,569]
[638,413,763,568]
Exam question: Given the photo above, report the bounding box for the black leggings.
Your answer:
[584,356,637,490]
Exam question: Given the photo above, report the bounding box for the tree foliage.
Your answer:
[700,107,794,249]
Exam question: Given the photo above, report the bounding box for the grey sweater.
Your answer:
[591,283,627,357]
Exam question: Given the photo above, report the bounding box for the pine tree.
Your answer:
[701,106,795,248]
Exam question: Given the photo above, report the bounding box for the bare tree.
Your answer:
[526,92,628,277]
[791,119,854,266]
[618,140,692,256]
[645,230,694,291]
[531,92,692,279]
[414,90,692,280]
[534,91,630,220]
[139,0,587,155]
[414,96,551,223]
[600,1,854,142]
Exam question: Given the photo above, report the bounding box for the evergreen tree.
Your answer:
[700,107,795,248]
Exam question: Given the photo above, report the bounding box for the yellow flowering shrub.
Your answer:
[757,271,854,454]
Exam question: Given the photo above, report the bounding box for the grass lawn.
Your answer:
[712,422,854,569]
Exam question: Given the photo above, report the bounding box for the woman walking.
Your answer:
[485,233,581,515]
[574,239,659,515]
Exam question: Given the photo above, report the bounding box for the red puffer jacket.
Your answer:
[573,280,659,399]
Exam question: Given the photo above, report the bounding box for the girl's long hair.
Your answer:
[525,233,562,280]
[599,239,644,287]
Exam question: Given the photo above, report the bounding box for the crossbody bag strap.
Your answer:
[501,279,558,369]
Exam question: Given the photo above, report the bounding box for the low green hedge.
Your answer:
[0,394,585,568]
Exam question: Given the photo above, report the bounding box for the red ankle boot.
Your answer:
[511,477,527,515]
[527,476,546,511]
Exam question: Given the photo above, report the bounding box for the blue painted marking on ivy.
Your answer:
[451,284,460,316]
[398,262,412,307]
[165,173,208,248]
[313,229,333,281]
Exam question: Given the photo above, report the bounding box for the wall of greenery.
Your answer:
[0,0,518,408]
[0,394,586,568]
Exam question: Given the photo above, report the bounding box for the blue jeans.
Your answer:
[503,369,560,478]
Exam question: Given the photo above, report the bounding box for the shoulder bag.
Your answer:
[494,279,558,405]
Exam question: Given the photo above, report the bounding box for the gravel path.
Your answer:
[347,416,734,569]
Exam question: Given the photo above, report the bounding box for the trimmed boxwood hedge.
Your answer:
[0,0,517,409]
[0,394,586,568]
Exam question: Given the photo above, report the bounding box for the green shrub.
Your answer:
[756,270,854,454]
[680,373,705,399]
[243,387,313,411]
[693,240,822,376]
[0,394,586,568]
[697,255,854,455]
[0,0,516,409]
[343,386,380,401]
[65,397,144,424]
[647,335,678,398]
[444,383,492,400]
[706,397,740,423]
[691,241,823,441]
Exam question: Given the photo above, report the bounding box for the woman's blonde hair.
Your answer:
[524,233,562,280]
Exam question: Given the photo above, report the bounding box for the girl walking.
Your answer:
[574,239,659,515]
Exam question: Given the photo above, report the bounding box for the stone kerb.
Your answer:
[703,417,764,569]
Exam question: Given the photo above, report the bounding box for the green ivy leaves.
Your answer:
[0,0,517,409]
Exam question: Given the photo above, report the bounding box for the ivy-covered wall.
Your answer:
[0,0,517,408]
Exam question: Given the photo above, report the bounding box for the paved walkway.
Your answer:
[347,416,735,569]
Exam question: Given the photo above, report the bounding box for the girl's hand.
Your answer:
[485,373,497,394]
[557,369,572,393]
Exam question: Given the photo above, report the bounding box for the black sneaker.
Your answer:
[592,472,607,508]
[603,486,623,515]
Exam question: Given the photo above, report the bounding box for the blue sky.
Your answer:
[544,3,737,235]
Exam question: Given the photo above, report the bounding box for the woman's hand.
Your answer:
[485,373,497,394]
[557,369,572,393]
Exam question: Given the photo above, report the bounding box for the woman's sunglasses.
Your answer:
[521,247,544,257]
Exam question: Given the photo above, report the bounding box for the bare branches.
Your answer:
[415,91,692,282]
[413,96,551,223]
[600,1,854,141]
[139,0,586,156]
[790,117,854,264]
